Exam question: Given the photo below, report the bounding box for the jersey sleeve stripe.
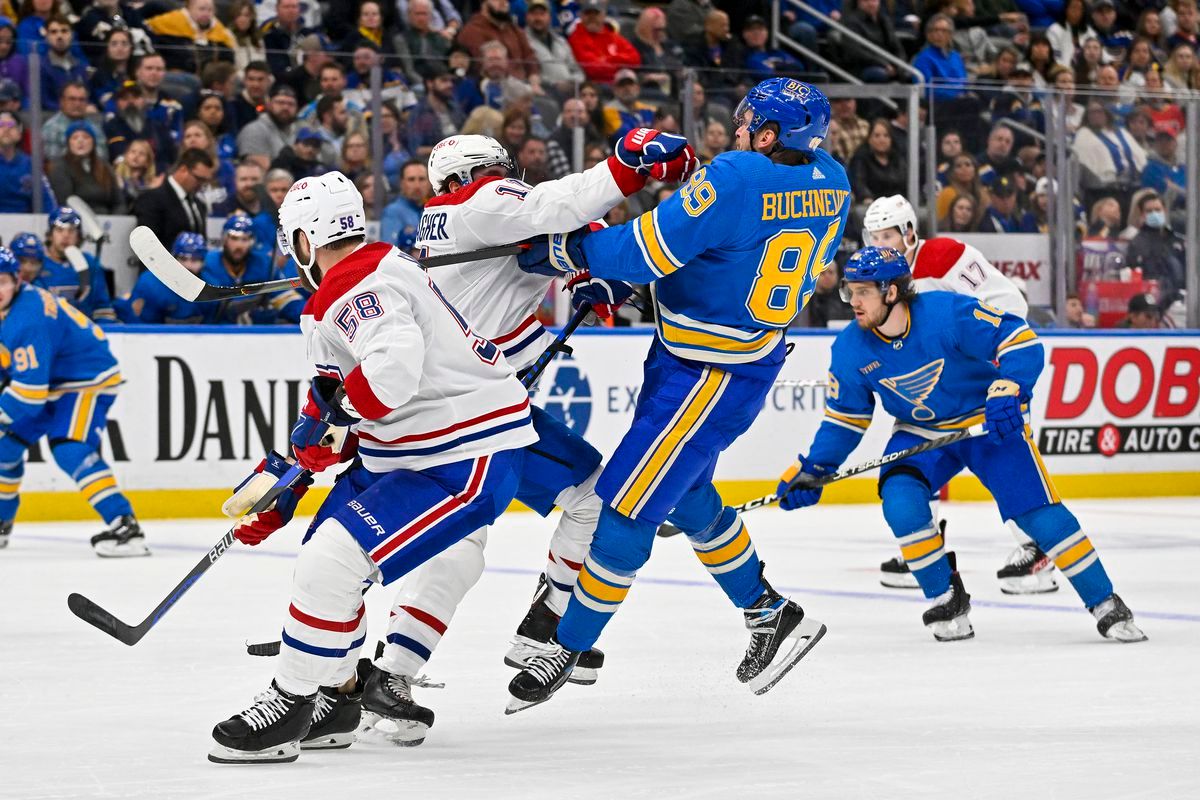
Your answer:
[344,365,396,421]
[824,409,872,430]
[633,210,682,277]
[6,382,49,401]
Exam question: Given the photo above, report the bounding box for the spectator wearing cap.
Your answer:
[260,0,313,74]
[49,120,124,214]
[1116,293,1163,329]
[146,0,234,76]
[39,15,90,112]
[104,80,175,169]
[282,33,332,105]
[683,10,743,102]
[990,68,1045,144]
[843,0,908,83]
[666,0,714,45]
[0,110,54,212]
[44,80,107,161]
[1140,124,1186,203]
[1073,99,1146,200]
[408,68,465,158]
[455,39,531,114]
[457,0,541,85]
[401,0,452,83]
[740,14,804,81]
[602,68,655,140]
[526,0,584,97]
[1019,176,1054,233]
[381,159,430,250]
[631,7,683,100]
[345,44,417,110]
[1089,0,1133,63]
[237,83,299,169]
[270,126,329,179]
[1125,191,1187,301]
[0,17,27,98]
[87,27,134,108]
[569,0,642,84]
[0,78,21,115]
[977,175,1021,232]
[133,147,215,251]
[231,59,272,130]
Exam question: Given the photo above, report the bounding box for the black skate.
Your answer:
[504,573,605,685]
[997,543,1059,594]
[0,519,11,550]
[209,681,315,764]
[360,667,436,746]
[922,552,974,641]
[879,556,919,589]
[1090,593,1148,643]
[505,638,580,715]
[90,515,150,558]
[300,659,372,751]
[738,567,827,695]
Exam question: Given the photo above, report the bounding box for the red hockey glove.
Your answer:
[649,144,699,184]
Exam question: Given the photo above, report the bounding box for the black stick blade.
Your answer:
[67,592,140,645]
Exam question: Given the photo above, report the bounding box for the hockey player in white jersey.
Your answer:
[862,194,1056,595]
[208,172,540,765]
[368,130,696,739]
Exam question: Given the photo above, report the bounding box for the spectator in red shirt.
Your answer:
[568,0,641,84]
[456,0,541,85]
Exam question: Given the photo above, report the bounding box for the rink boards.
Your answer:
[14,327,1200,520]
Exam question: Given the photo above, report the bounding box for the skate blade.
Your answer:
[928,615,975,642]
[1104,621,1149,643]
[359,715,428,747]
[748,617,828,696]
[300,731,356,750]
[504,694,553,715]
[93,541,152,558]
[208,741,299,764]
[504,655,598,686]
[879,574,920,589]
[998,575,1059,595]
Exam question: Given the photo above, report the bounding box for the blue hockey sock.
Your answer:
[52,441,133,523]
[685,506,765,608]
[883,473,950,599]
[1015,504,1113,608]
[0,449,24,522]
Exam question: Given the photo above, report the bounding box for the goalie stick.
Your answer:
[67,196,109,299]
[656,423,989,537]
[68,462,311,646]
[130,226,530,303]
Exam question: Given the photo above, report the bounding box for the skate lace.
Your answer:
[239,688,293,731]
[385,673,414,702]
[1005,544,1039,567]
[746,600,784,635]
[410,674,445,690]
[525,642,572,686]
[311,690,334,722]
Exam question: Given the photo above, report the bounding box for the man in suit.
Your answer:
[133,148,216,253]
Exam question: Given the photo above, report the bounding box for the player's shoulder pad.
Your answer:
[309,242,394,321]
[912,237,967,279]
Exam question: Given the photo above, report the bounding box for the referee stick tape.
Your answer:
[656,422,990,537]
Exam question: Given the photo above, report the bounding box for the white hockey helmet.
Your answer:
[277,171,366,285]
[862,195,919,254]
[427,134,514,194]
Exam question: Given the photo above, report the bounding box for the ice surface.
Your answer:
[2,498,1197,799]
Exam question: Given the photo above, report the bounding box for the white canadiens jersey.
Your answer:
[301,242,537,472]
[911,237,1028,317]
[416,160,631,370]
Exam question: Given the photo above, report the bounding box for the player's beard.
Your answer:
[855,302,891,331]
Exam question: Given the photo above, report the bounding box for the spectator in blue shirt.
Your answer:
[978,175,1022,232]
[39,15,89,112]
[381,160,432,249]
[0,111,54,212]
[913,14,970,100]
[1140,126,1187,204]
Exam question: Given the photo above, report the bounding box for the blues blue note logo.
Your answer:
[880,359,944,421]
[540,356,592,434]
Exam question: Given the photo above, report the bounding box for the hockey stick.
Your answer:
[656,423,988,537]
[67,462,311,646]
[130,226,530,303]
[68,196,108,300]
[774,379,827,389]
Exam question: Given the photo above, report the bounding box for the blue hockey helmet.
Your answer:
[10,232,44,260]
[0,245,18,276]
[734,78,831,154]
[223,214,256,239]
[48,206,82,230]
[840,246,910,301]
[172,232,208,260]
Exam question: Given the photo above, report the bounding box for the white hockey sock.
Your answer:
[543,467,600,616]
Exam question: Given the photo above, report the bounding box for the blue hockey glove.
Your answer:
[615,127,692,175]
[776,456,833,511]
[516,226,593,277]
[984,379,1024,444]
[290,376,359,471]
[566,271,634,319]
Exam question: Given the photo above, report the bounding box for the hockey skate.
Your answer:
[738,570,827,695]
[504,574,605,685]
[209,681,315,764]
[301,659,373,751]
[359,667,436,746]
[922,552,974,642]
[0,519,11,549]
[997,543,1059,594]
[1090,594,1148,643]
[90,515,150,558]
[879,556,919,589]
[506,638,580,715]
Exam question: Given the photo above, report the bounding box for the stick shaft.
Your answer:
[520,304,591,389]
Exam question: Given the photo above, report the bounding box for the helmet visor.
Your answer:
[733,96,754,130]
[276,227,293,258]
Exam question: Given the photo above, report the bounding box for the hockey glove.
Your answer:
[984,379,1024,444]
[615,128,692,175]
[566,271,633,319]
[290,376,359,471]
[776,456,833,511]
[649,144,699,184]
[516,226,592,277]
[226,452,314,546]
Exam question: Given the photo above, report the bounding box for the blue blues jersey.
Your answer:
[34,253,115,321]
[114,270,209,324]
[582,149,850,368]
[0,285,120,423]
[807,291,1044,468]
[201,250,304,325]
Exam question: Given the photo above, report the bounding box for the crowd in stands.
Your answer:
[0,0,1191,329]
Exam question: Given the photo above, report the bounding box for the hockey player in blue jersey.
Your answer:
[0,246,148,556]
[202,215,305,325]
[773,246,1146,643]
[34,208,116,322]
[115,233,209,324]
[508,78,848,710]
